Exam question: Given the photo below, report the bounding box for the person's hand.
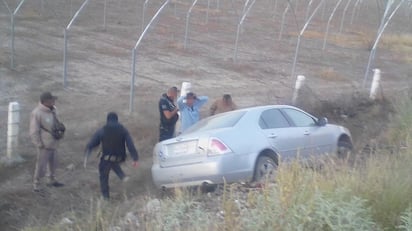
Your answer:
[132,161,139,168]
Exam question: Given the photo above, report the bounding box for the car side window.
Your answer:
[282,108,316,127]
[259,109,290,129]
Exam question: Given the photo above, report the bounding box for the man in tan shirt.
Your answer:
[30,92,64,192]
[210,94,237,116]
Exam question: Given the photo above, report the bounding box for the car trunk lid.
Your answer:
[159,137,207,167]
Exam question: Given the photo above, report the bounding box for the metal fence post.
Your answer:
[104,0,107,30]
[339,0,353,34]
[321,0,327,20]
[305,0,314,21]
[63,29,68,88]
[6,0,27,70]
[291,0,324,79]
[363,0,404,87]
[205,0,210,24]
[272,0,278,20]
[234,0,256,63]
[279,4,289,40]
[350,0,361,24]
[11,13,14,69]
[242,0,251,16]
[63,0,90,88]
[142,0,149,33]
[130,49,136,113]
[184,0,199,50]
[130,0,170,113]
[323,0,343,50]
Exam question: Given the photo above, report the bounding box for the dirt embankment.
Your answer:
[0,0,411,229]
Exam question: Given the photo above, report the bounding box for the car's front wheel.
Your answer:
[253,155,277,183]
[337,140,353,159]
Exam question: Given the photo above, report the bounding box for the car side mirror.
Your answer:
[317,117,328,126]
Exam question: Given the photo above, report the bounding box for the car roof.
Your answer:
[235,105,298,113]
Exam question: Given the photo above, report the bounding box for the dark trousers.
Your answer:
[159,124,175,141]
[99,159,125,199]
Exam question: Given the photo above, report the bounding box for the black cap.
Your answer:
[40,92,57,102]
[107,112,118,122]
[170,86,180,92]
[186,92,196,99]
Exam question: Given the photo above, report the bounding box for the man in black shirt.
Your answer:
[85,112,139,200]
[158,86,179,141]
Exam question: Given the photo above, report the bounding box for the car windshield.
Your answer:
[183,111,246,134]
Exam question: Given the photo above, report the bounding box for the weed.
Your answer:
[398,207,412,231]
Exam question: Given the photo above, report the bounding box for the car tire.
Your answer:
[337,140,353,159]
[253,156,277,183]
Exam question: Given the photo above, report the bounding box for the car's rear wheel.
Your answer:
[337,140,353,159]
[253,156,277,183]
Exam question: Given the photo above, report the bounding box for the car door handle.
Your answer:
[268,134,277,138]
[304,131,310,136]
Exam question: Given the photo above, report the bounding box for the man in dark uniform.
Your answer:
[158,86,179,141]
[85,112,139,200]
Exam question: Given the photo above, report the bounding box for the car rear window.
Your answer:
[183,111,246,134]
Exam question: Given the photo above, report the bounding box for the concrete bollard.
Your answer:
[2,102,23,165]
[180,81,192,97]
[292,75,306,105]
[370,69,381,100]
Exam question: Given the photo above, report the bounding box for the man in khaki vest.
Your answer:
[210,94,237,116]
[30,92,64,192]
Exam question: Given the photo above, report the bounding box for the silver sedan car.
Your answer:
[151,105,352,189]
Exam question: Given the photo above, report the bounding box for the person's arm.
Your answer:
[160,99,178,120]
[195,96,209,108]
[210,100,217,116]
[177,96,186,110]
[124,129,139,161]
[29,111,43,148]
[163,108,178,120]
[85,128,103,153]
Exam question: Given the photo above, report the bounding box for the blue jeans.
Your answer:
[99,159,125,199]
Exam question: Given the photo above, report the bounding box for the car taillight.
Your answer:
[207,138,231,156]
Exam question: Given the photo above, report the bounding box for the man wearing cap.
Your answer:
[85,112,139,200]
[30,92,64,192]
[210,94,237,116]
[158,87,180,141]
[177,92,208,133]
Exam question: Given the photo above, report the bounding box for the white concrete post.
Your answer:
[3,102,23,164]
[292,75,305,105]
[180,81,192,97]
[370,69,381,100]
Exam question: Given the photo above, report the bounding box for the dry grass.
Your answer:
[380,34,412,63]
[288,30,372,49]
[381,34,412,50]
[21,93,412,231]
[316,67,348,81]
